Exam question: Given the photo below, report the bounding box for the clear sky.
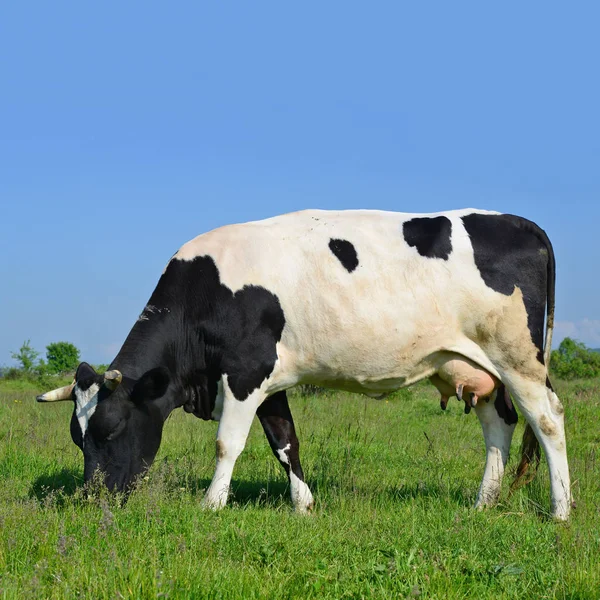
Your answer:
[1,2,599,366]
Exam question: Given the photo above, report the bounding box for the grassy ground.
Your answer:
[0,378,599,599]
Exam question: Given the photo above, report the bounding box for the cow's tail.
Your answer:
[540,225,556,368]
[510,223,555,494]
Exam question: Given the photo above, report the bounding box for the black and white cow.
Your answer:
[37,209,570,520]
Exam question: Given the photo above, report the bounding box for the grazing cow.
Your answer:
[37,209,569,520]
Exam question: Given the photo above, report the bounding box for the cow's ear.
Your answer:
[131,367,170,404]
[76,362,97,382]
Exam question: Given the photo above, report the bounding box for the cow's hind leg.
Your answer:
[202,379,265,510]
[503,373,571,520]
[257,391,314,513]
[473,385,517,509]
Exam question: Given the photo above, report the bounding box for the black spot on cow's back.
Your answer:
[329,239,359,272]
[461,213,551,364]
[402,216,452,260]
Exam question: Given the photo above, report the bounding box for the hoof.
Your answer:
[201,488,229,511]
[295,500,316,515]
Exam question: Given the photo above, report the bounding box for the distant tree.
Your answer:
[10,340,39,373]
[46,342,80,374]
[550,337,600,380]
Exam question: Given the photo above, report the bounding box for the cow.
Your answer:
[37,209,570,520]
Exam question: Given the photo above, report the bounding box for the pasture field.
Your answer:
[0,378,599,599]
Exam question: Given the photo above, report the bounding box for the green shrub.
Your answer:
[10,340,39,373]
[4,340,82,386]
[46,341,80,374]
[550,337,600,380]
[1,366,24,380]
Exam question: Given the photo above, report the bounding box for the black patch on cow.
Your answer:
[66,254,286,494]
[462,213,553,365]
[131,368,171,405]
[70,412,83,450]
[494,384,518,426]
[329,238,359,272]
[115,255,286,403]
[88,398,131,442]
[82,393,165,493]
[182,369,218,421]
[71,254,287,493]
[402,216,453,260]
[546,376,553,391]
[257,391,306,482]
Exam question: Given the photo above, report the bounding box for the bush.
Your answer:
[550,337,600,380]
[1,367,24,380]
[3,340,81,386]
[46,342,80,374]
[10,340,39,374]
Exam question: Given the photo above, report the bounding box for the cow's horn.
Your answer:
[104,370,123,391]
[36,381,75,402]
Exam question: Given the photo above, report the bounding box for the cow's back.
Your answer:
[173,208,540,394]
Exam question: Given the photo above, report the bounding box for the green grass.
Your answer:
[1,379,599,599]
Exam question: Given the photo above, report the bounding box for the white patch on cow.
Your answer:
[172,208,513,399]
[277,443,291,465]
[506,377,571,520]
[74,383,101,443]
[473,391,515,509]
[290,471,314,513]
[203,376,263,510]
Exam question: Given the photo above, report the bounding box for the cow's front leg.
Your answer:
[473,385,517,509]
[257,391,314,513]
[202,378,264,510]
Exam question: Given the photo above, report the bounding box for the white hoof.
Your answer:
[202,486,229,511]
[290,473,315,514]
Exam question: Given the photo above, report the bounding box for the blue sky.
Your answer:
[1,2,599,366]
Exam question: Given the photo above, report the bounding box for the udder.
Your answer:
[429,355,500,414]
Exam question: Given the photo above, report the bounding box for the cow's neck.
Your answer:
[108,257,226,420]
[109,311,212,417]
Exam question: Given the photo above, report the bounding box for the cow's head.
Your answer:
[37,362,171,493]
